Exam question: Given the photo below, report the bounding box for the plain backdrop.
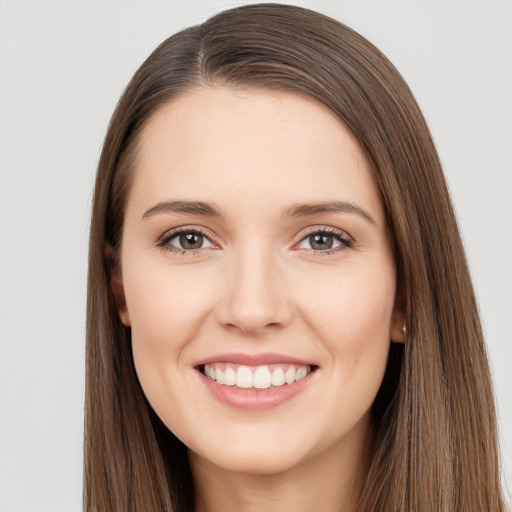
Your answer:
[0,1,510,510]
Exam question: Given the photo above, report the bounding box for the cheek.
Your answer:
[123,262,219,435]
[123,261,215,375]
[301,262,395,339]
[127,249,216,317]
[298,263,395,390]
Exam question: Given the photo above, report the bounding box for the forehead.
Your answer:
[127,86,385,225]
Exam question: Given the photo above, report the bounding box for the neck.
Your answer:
[190,419,371,512]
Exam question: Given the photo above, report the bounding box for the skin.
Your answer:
[113,86,404,512]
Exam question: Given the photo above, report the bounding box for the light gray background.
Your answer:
[0,1,510,510]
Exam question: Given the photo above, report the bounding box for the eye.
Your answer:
[158,228,217,253]
[296,229,352,253]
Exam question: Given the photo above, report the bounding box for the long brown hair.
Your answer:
[85,4,505,511]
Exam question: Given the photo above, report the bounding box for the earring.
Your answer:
[402,320,407,342]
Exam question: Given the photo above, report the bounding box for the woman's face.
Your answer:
[115,86,403,475]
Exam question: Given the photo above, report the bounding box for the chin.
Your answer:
[189,439,311,477]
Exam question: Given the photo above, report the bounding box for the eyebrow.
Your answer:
[281,201,376,225]
[142,200,224,220]
[141,199,375,225]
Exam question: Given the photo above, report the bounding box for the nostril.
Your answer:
[222,320,283,334]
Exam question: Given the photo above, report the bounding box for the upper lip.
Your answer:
[193,352,317,367]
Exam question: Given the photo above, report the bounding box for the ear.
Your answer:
[390,308,405,344]
[105,244,131,326]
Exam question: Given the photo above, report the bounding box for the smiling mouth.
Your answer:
[200,363,317,390]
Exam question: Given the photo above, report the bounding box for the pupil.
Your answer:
[311,234,333,250]
[180,233,203,249]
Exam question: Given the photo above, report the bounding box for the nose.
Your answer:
[216,245,292,335]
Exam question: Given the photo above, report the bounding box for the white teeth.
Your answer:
[296,366,308,381]
[271,367,285,387]
[285,367,296,384]
[224,367,236,386]
[253,366,272,389]
[203,363,312,389]
[215,367,225,385]
[236,366,254,388]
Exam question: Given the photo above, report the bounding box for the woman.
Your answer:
[84,4,506,511]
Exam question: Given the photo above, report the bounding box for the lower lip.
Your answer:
[197,369,316,410]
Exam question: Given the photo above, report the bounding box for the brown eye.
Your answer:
[296,229,352,253]
[309,233,334,250]
[160,229,216,252]
[179,232,204,249]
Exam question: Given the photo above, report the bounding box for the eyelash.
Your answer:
[157,227,216,256]
[156,226,353,256]
[297,227,353,256]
